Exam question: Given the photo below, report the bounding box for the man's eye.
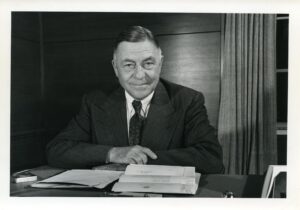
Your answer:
[124,63,135,69]
[143,62,155,69]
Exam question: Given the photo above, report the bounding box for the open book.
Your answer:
[112,164,200,195]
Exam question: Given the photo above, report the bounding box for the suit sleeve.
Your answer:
[46,94,112,169]
[148,93,224,174]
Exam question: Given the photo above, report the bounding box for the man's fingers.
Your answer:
[139,153,148,164]
[109,146,156,164]
[141,147,157,159]
[128,158,137,164]
[131,153,147,164]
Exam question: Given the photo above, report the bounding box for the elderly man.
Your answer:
[46,26,224,174]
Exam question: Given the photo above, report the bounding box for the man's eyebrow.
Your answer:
[143,56,156,62]
[122,59,135,63]
[122,57,156,63]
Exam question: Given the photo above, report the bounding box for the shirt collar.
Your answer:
[125,91,154,111]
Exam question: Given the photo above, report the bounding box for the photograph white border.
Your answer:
[1,0,300,210]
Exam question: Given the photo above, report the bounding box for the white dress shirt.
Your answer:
[125,91,154,135]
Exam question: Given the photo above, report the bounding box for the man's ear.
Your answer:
[158,48,164,68]
[112,59,119,77]
[159,55,164,69]
[160,55,164,67]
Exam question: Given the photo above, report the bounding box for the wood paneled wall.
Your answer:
[11,13,46,172]
[159,32,220,125]
[11,12,221,172]
[42,12,221,130]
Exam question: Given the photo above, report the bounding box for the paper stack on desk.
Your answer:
[112,164,201,195]
[31,169,123,189]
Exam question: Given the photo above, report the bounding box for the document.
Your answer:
[119,174,196,184]
[31,183,91,189]
[113,173,200,194]
[31,169,123,189]
[125,164,195,177]
[112,164,200,195]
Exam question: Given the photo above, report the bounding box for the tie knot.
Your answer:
[132,100,142,114]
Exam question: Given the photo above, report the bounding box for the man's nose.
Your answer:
[134,65,146,79]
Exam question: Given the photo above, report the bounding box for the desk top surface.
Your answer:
[10,165,264,198]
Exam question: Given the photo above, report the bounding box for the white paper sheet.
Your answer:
[119,174,196,184]
[31,183,91,189]
[32,169,123,189]
[125,164,195,177]
[113,173,200,194]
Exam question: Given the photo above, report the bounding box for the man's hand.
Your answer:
[107,145,157,164]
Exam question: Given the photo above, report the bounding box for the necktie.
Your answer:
[129,100,144,145]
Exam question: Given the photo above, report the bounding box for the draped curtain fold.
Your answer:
[218,14,277,175]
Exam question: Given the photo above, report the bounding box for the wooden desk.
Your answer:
[10,166,264,198]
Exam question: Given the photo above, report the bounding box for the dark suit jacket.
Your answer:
[46,79,224,174]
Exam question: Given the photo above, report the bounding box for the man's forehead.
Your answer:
[115,40,160,55]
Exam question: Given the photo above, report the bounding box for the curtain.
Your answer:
[218,14,277,175]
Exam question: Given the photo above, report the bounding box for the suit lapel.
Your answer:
[101,87,129,146]
[94,81,179,149]
[141,81,179,150]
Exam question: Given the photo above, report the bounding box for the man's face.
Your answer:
[112,40,163,100]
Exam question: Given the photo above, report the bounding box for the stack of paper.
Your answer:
[31,169,123,189]
[112,164,200,195]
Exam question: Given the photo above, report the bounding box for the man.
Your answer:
[46,26,224,174]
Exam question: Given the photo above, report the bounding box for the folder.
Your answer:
[31,169,123,189]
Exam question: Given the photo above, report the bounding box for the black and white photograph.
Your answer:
[1,1,300,210]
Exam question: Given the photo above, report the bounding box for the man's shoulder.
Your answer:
[83,84,122,105]
[160,78,204,99]
[159,79,205,110]
[86,89,109,100]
